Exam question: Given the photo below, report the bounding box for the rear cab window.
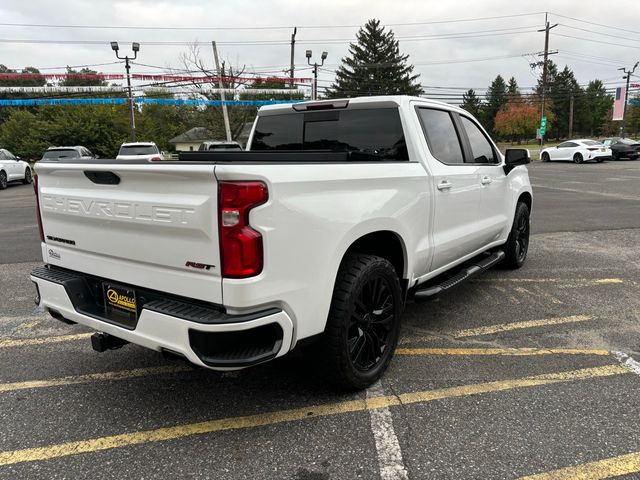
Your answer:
[42,149,80,159]
[119,145,158,155]
[251,108,408,161]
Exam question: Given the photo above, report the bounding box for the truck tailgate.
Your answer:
[36,162,222,304]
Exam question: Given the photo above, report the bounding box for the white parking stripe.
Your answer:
[367,382,409,480]
[613,351,640,376]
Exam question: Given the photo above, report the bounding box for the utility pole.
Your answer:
[111,41,140,142]
[212,41,232,142]
[290,27,297,99]
[568,94,574,138]
[619,62,639,137]
[536,13,558,148]
[306,50,327,100]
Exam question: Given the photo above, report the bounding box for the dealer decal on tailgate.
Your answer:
[104,285,137,313]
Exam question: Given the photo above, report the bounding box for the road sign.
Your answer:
[539,116,547,136]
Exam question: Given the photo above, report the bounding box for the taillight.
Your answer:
[218,181,268,278]
[33,174,45,242]
[150,156,162,161]
[587,147,599,151]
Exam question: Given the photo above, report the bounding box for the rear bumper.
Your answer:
[31,265,294,370]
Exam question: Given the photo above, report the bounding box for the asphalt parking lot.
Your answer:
[1,160,639,479]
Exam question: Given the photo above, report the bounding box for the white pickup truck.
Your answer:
[31,96,532,390]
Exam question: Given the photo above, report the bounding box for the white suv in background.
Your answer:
[116,142,163,161]
[0,148,32,189]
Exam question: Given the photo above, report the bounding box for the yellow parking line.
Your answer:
[0,333,91,349]
[453,315,592,338]
[520,451,640,479]
[0,365,192,393]
[475,278,624,286]
[396,347,610,356]
[0,364,628,467]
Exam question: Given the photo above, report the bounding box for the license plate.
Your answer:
[103,283,137,321]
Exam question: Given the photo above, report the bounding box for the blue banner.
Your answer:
[0,98,303,107]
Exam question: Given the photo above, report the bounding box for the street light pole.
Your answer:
[619,62,639,138]
[306,50,327,100]
[111,41,139,142]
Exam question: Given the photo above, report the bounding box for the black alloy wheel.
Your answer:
[23,168,32,184]
[573,153,583,164]
[348,276,396,372]
[314,253,403,390]
[514,209,530,264]
[0,171,7,190]
[502,201,530,269]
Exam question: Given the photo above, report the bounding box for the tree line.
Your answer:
[462,64,619,142]
[1,18,638,159]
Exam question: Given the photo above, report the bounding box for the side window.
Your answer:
[460,116,497,164]
[417,108,464,164]
[557,142,577,148]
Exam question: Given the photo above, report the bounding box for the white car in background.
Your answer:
[116,142,163,161]
[540,139,611,164]
[0,148,32,189]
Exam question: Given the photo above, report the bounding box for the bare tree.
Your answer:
[179,44,255,139]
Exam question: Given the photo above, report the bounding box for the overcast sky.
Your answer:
[2,0,639,101]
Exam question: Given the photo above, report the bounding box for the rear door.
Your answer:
[36,162,223,304]
[416,107,485,271]
[457,114,509,245]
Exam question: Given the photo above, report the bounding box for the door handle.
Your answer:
[437,180,453,191]
[481,175,492,185]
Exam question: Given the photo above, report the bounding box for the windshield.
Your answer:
[251,108,408,160]
[42,149,79,159]
[118,145,158,155]
[619,138,637,145]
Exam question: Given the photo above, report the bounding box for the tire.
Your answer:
[612,151,619,161]
[502,202,530,269]
[313,253,403,390]
[541,152,550,162]
[573,153,583,164]
[596,158,604,163]
[22,167,32,184]
[0,171,7,190]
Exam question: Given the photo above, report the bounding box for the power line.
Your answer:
[0,29,541,47]
[558,24,640,44]
[0,12,545,31]
[554,32,640,50]
[550,12,640,37]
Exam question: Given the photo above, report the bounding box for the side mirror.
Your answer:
[94,155,100,159]
[15,156,21,161]
[504,148,530,174]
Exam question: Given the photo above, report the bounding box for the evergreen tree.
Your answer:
[485,75,508,134]
[327,19,422,98]
[549,65,583,139]
[507,76,519,95]
[584,80,613,137]
[461,89,483,119]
